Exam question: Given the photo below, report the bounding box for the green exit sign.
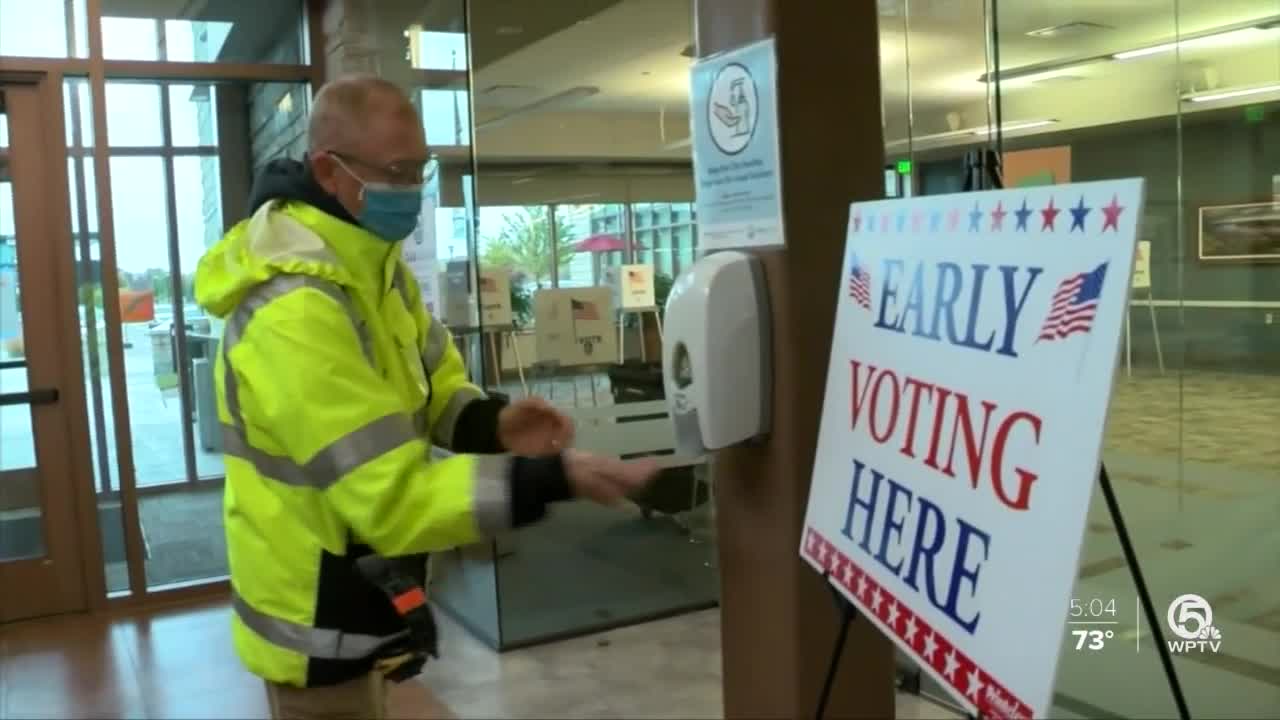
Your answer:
[1245,105,1266,123]
[896,159,913,174]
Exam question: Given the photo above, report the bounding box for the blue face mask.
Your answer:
[333,155,423,242]
[357,182,423,242]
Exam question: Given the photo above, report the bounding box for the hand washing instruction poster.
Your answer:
[800,180,1145,719]
[690,37,784,252]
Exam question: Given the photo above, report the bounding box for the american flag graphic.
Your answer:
[848,254,872,310]
[571,298,599,321]
[1037,262,1108,342]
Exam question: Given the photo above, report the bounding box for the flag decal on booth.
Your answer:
[571,298,600,321]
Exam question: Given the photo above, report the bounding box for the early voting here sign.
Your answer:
[800,179,1144,719]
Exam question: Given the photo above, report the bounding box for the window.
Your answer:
[100,1,305,64]
[632,201,697,281]
[0,0,88,58]
[102,79,311,589]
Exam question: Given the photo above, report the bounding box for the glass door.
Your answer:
[0,80,89,622]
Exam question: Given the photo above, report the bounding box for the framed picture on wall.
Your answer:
[1199,202,1280,263]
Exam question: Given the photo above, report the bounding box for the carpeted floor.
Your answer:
[1104,370,1280,474]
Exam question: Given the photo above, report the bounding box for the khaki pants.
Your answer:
[265,673,387,720]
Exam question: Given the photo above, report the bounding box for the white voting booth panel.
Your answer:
[800,180,1144,719]
[606,264,664,362]
[1125,240,1165,376]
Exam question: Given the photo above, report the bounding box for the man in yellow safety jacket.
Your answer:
[194,74,657,719]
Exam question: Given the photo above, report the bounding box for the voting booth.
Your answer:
[1125,239,1164,377]
[530,287,616,404]
[604,263,663,362]
[798,180,1187,720]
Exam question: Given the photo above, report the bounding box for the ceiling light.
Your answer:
[1183,83,1280,103]
[1113,27,1272,60]
[988,15,1280,83]
[979,62,1106,84]
[885,119,1058,148]
[968,119,1057,136]
[1026,21,1111,38]
[1032,75,1084,85]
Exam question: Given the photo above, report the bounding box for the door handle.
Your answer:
[0,388,60,406]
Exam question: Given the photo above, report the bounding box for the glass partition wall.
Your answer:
[886,1,1280,717]
[417,0,719,650]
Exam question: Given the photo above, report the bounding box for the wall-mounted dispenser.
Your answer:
[662,250,772,457]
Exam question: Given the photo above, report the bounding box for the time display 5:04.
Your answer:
[1070,598,1117,618]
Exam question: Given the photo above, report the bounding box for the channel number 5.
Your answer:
[1168,593,1213,640]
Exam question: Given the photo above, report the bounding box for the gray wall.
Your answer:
[916,114,1280,372]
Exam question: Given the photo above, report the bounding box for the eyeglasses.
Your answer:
[329,151,433,186]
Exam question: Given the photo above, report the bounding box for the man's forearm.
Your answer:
[451,396,506,454]
[450,396,574,527]
[508,454,573,527]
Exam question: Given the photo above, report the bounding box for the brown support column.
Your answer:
[215,84,252,228]
[694,2,896,719]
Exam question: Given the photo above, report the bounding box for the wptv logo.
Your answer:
[1166,594,1223,654]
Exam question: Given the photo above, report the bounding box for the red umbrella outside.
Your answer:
[574,233,627,253]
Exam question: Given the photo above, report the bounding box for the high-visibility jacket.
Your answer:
[194,199,512,688]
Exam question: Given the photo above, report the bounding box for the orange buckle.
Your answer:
[392,586,427,615]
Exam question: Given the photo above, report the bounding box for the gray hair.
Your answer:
[308,73,418,154]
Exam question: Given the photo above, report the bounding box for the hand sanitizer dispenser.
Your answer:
[663,250,771,457]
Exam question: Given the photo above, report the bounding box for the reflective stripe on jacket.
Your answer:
[194,199,510,687]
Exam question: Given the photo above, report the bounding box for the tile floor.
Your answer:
[0,598,958,720]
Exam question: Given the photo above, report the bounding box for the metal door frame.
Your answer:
[0,71,104,622]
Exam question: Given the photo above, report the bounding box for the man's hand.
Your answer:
[562,450,660,506]
[497,396,575,456]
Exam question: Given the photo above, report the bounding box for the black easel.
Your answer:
[962,148,1004,192]
[815,153,1192,720]
[814,573,981,720]
[814,572,859,720]
[1098,463,1192,720]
